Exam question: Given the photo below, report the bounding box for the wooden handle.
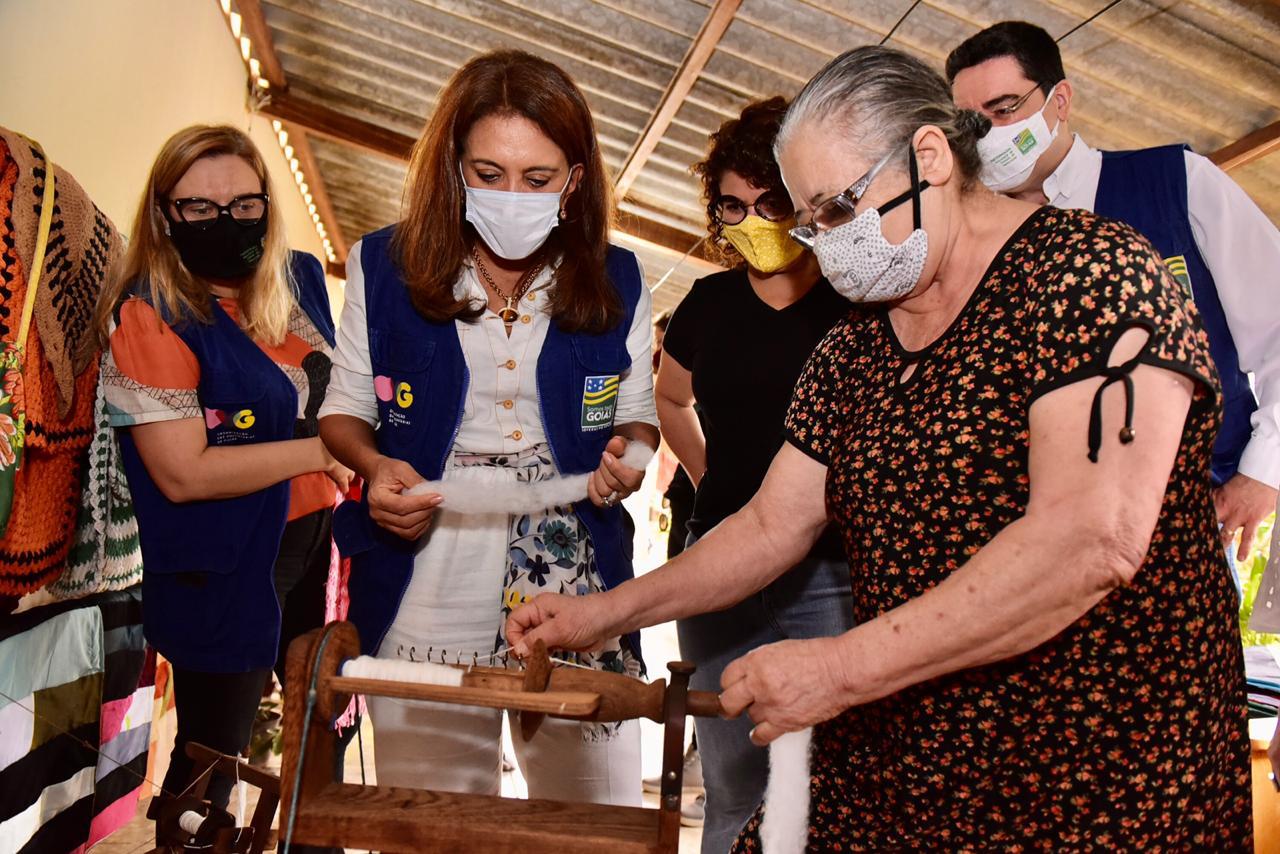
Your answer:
[545,669,668,722]
[520,640,553,740]
[685,690,723,718]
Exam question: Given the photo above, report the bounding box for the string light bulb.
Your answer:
[219,1,338,266]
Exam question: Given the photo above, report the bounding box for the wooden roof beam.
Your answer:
[286,124,349,264]
[259,90,415,162]
[235,0,288,90]
[1211,120,1280,172]
[613,0,742,199]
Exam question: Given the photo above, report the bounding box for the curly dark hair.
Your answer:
[692,96,790,264]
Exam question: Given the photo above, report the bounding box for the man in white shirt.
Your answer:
[947,20,1280,566]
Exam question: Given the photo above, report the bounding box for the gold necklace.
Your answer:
[472,248,545,325]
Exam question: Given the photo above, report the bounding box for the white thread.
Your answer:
[178,810,205,836]
[341,656,465,686]
[762,727,813,854]
[235,759,246,827]
[405,442,655,514]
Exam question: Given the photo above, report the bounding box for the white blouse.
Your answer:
[319,240,658,458]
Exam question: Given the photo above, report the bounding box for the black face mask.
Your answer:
[166,213,268,281]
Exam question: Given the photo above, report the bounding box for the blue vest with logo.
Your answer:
[119,251,334,672]
[1095,144,1255,485]
[332,226,643,658]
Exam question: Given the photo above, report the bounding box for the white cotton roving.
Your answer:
[761,727,813,854]
[341,656,464,686]
[404,441,655,514]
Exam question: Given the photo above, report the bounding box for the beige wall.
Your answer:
[0,0,337,302]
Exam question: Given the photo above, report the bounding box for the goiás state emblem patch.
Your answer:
[581,375,619,431]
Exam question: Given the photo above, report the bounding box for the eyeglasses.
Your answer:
[789,147,927,249]
[713,189,794,225]
[170,193,269,229]
[986,83,1045,120]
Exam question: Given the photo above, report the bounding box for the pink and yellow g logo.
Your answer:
[232,409,255,429]
[395,382,413,409]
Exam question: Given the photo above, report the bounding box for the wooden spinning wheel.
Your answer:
[279,621,722,853]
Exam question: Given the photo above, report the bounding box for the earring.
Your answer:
[558,208,567,221]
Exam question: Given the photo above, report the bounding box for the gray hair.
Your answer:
[777,46,990,185]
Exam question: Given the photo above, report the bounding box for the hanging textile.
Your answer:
[0,128,123,596]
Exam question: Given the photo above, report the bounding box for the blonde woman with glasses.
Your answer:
[94,124,348,826]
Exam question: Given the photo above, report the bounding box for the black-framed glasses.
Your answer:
[713,189,795,225]
[170,193,269,229]
[790,146,932,249]
[986,83,1046,120]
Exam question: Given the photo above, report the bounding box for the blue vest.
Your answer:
[332,226,644,658]
[119,251,334,672]
[1095,144,1255,485]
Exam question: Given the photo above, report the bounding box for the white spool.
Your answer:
[341,656,465,686]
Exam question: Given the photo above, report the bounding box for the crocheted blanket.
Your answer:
[0,129,123,595]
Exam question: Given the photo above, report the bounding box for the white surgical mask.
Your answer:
[462,167,574,260]
[976,83,1061,193]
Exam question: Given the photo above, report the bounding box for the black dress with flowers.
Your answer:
[733,207,1250,850]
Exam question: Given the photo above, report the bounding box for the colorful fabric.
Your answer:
[489,447,641,698]
[0,588,151,853]
[103,295,334,521]
[735,208,1249,850]
[0,129,123,595]
[0,605,102,854]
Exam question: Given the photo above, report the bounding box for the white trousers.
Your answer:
[369,460,641,805]
[368,696,641,804]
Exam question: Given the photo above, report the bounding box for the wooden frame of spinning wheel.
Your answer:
[280,621,718,853]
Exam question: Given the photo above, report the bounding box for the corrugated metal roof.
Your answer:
[245,0,1279,308]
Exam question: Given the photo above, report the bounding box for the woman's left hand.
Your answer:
[588,435,646,508]
[719,637,856,746]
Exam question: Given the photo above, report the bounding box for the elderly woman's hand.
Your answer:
[588,435,646,508]
[507,592,615,658]
[719,636,858,746]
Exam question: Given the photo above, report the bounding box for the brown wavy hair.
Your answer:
[692,96,790,264]
[393,50,620,333]
[94,124,293,345]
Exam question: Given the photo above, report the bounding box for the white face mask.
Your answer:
[976,83,1061,193]
[814,207,928,303]
[462,167,574,260]
[812,147,930,304]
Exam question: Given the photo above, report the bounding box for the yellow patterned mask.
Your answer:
[721,215,805,273]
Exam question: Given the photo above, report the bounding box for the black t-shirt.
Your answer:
[662,268,849,557]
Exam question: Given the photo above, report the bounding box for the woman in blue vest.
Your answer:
[319,51,658,802]
[94,125,348,817]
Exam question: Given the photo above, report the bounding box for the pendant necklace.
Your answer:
[472,248,545,326]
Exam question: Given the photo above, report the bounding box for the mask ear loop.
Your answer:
[908,145,922,231]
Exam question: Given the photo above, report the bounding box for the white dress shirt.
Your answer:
[1043,134,1280,488]
[320,240,658,459]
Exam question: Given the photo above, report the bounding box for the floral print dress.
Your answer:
[734,207,1250,851]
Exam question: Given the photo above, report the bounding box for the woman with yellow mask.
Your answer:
[654,96,853,852]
